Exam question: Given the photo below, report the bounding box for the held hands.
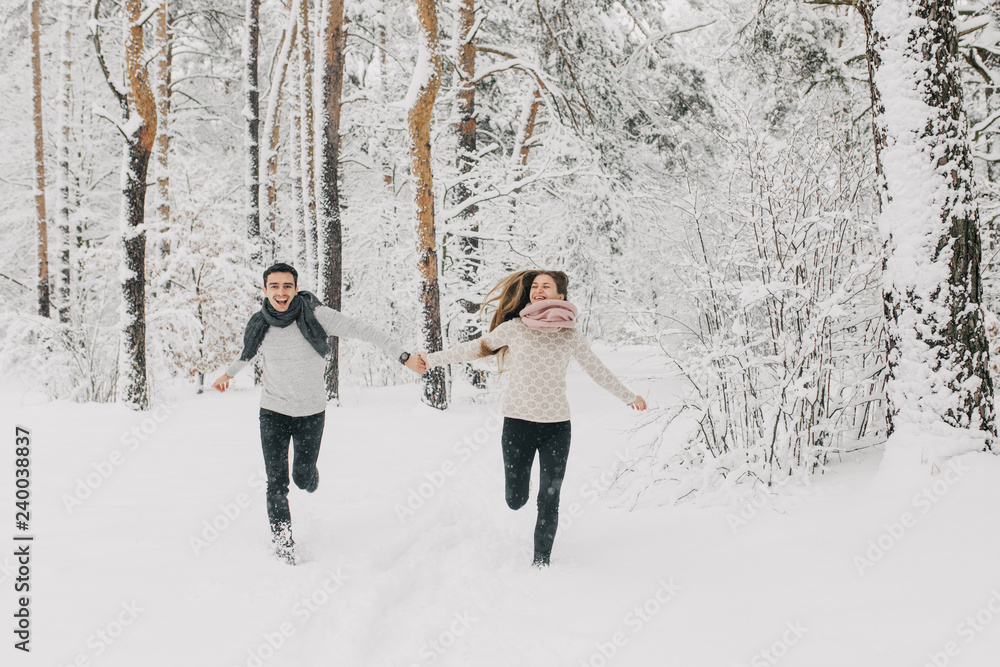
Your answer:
[211,373,232,393]
[630,395,647,411]
[404,353,428,375]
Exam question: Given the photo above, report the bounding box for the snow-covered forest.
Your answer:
[4,0,1000,664]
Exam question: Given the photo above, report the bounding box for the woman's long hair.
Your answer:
[477,270,569,369]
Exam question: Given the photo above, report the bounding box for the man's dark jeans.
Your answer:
[259,408,325,540]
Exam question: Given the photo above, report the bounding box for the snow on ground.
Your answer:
[2,345,1000,667]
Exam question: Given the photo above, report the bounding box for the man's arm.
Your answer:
[211,350,254,393]
[314,306,425,374]
[211,373,232,393]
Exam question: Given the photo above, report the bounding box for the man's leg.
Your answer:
[533,421,571,567]
[291,411,326,493]
[259,408,295,559]
[501,418,539,511]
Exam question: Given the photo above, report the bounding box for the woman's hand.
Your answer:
[404,354,427,375]
[630,395,647,411]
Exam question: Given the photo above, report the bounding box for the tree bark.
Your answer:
[859,0,994,439]
[31,0,50,318]
[519,89,543,167]
[452,0,485,388]
[409,0,448,408]
[290,52,306,270]
[298,0,318,289]
[263,5,299,264]
[244,0,262,269]
[156,0,172,259]
[318,0,346,401]
[55,0,73,324]
[118,0,158,410]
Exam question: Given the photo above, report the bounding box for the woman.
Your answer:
[420,270,646,567]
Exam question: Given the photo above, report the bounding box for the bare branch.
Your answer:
[88,0,128,111]
[534,0,594,125]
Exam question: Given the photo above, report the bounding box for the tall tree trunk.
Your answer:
[118,0,158,410]
[55,0,73,324]
[156,0,172,259]
[244,0,263,270]
[299,0,318,289]
[318,0,346,401]
[859,0,994,443]
[263,5,299,264]
[31,0,50,318]
[290,52,306,270]
[379,1,393,188]
[409,0,447,409]
[452,0,485,388]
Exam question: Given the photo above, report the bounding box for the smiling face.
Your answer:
[263,272,298,312]
[529,273,565,302]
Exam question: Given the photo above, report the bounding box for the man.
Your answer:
[212,262,425,564]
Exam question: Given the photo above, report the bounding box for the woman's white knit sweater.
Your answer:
[426,318,637,423]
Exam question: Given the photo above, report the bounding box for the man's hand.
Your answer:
[211,373,233,393]
[630,395,647,411]
[404,354,427,375]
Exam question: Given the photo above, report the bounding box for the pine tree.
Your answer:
[856,0,995,441]
[318,0,347,401]
[90,0,158,409]
[30,0,50,318]
[409,0,447,409]
[244,0,262,270]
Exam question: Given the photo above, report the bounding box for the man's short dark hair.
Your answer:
[263,263,298,287]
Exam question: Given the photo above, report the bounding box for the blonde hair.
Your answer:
[476,270,569,371]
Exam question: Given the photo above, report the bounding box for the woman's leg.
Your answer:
[533,421,572,566]
[501,418,538,510]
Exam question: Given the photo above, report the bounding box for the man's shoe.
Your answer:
[294,466,319,493]
[272,523,297,565]
[304,468,319,493]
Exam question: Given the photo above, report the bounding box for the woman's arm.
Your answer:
[569,332,638,405]
[425,321,513,367]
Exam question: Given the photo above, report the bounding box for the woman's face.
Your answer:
[529,274,564,302]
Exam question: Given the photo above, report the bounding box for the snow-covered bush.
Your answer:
[622,95,886,503]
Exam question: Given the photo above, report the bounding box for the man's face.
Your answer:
[263,272,298,312]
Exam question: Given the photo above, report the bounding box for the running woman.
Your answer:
[419,270,646,567]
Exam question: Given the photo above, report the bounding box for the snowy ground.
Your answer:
[3,345,1000,667]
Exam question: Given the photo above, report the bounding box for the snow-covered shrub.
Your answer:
[623,98,886,503]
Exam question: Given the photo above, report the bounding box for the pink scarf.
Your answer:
[519,299,578,332]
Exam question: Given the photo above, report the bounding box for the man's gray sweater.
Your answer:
[226,305,405,417]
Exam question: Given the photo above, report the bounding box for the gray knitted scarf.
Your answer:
[238,290,331,361]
